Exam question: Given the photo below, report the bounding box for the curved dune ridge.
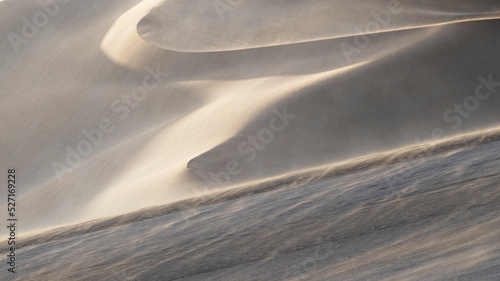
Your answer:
[138,0,500,52]
[1,0,500,237]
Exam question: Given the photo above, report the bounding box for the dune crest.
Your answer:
[137,0,500,52]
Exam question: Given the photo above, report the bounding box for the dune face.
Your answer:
[186,20,500,186]
[2,129,500,281]
[1,0,500,280]
[138,0,500,52]
[1,0,500,232]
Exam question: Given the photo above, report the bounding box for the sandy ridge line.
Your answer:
[138,16,500,53]
[5,127,500,250]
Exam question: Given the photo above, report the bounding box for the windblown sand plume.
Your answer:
[1,0,500,280]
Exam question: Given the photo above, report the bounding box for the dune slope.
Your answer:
[1,129,500,280]
[1,0,500,241]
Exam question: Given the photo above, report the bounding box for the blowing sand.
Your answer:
[1,0,500,280]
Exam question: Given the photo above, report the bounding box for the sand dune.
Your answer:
[1,0,500,280]
[138,0,500,52]
[1,0,500,234]
[2,128,500,280]
[10,127,500,249]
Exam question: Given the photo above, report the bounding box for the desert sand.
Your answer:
[1,0,500,280]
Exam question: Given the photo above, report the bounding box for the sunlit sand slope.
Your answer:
[138,0,500,52]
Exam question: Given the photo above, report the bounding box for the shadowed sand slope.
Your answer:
[1,130,500,280]
[187,19,500,186]
[9,127,500,249]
